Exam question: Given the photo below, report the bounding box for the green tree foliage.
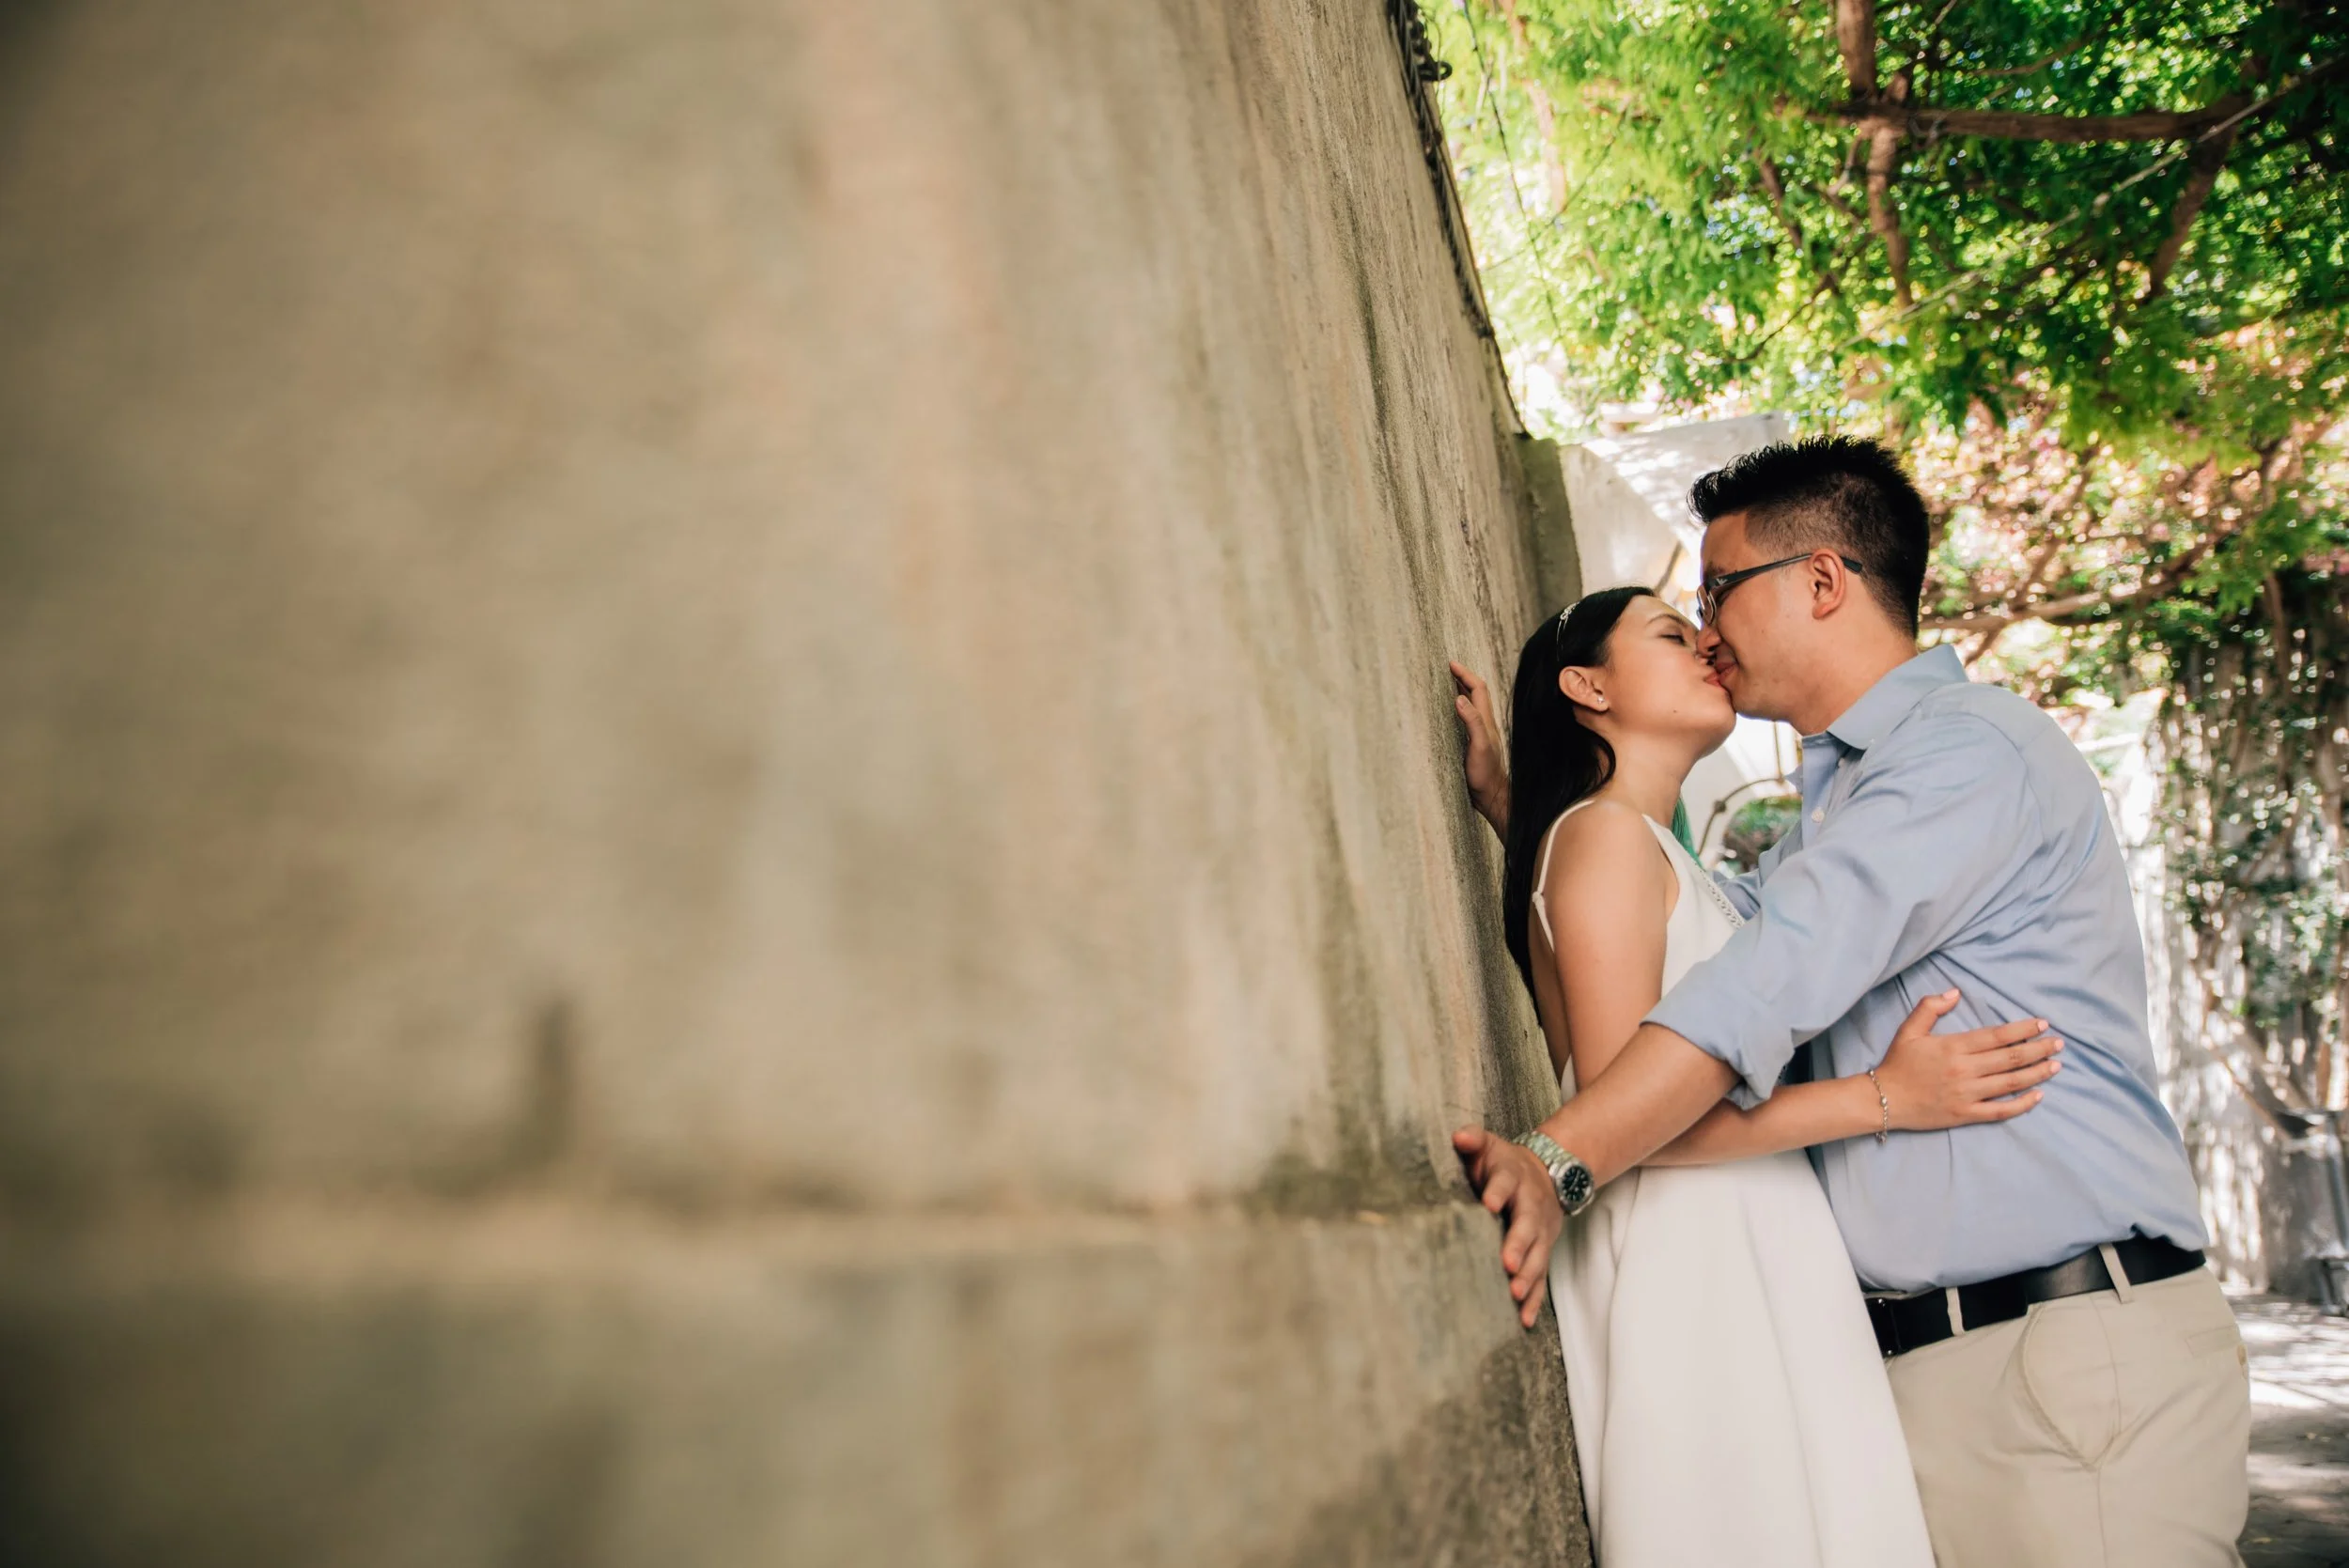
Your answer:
[1425,0,2349,1114]
[1431,0,2349,659]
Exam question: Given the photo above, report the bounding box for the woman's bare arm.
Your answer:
[1546,825,1874,1165]
[1540,802,1674,1090]
[1539,808,2062,1174]
[1643,990,2063,1166]
[1644,1077,1885,1165]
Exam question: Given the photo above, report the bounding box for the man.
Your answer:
[1450,437,2249,1566]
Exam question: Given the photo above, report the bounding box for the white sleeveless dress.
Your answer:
[1533,804,1935,1567]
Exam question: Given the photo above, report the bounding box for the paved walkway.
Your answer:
[2240,1295,2349,1568]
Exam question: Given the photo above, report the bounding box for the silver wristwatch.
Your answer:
[1515,1128,1596,1217]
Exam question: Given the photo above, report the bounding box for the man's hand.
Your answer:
[1449,661,1509,836]
[1452,1126,1562,1327]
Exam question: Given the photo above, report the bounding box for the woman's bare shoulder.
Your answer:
[1543,800,1672,905]
[1546,797,1657,853]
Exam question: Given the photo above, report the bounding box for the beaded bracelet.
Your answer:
[1864,1067,1891,1144]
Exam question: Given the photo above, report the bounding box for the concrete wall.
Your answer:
[0,2,1585,1564]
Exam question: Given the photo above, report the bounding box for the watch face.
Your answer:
[1560,1164,1595,1211]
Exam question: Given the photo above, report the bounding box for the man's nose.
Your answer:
[1696,623,1723,657]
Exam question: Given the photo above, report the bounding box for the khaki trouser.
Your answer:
[1885,1264,2249,1567]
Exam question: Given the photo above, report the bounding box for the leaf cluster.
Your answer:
[1430,0,2349,688]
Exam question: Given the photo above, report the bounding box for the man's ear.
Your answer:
[1559,665,1608,711]
[1809,551,1853,620]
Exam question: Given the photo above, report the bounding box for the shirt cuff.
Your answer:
[1645,986,1780,1110]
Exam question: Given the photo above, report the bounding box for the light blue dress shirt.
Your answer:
[1647,645,2208,1293]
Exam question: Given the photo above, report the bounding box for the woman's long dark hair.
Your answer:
[1501,585,1656,999]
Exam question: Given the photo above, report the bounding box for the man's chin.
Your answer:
[1721,677,1779,722]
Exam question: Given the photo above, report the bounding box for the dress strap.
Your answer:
[1530,798,1601,950]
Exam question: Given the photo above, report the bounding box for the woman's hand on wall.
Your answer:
[1452,1126,1561,1328]
[1450,660,1509,837]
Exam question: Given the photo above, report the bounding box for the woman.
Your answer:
[1490,587,2061,1567]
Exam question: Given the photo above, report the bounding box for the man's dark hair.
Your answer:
[1688,435,1929,634]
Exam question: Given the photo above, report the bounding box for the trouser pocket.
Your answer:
[2016,1296,2123,1467]
[2186,1320,2248,1381]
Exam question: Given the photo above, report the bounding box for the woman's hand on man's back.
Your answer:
[1876,989,2063,1132]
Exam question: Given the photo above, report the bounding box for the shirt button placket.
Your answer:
[1812,751,1843,824]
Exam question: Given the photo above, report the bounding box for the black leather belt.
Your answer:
[1866,1237,2205,1358]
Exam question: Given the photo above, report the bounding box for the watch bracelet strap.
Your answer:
[1513,1128,1593,1215]
[1516,1128,1571,1170]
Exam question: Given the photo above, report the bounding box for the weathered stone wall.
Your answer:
[0,1,1583,1563]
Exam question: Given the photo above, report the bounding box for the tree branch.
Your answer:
[1945,474,2093,661]
[1818,102,2234,143]
[1865,132,1913,307]
[1754,151,1799,241]
[1836,0,1878,100]
[1755,151,1836,293]
[1923,485,2270,633]
[2263,571,2293,684]
[1865,86,1913,309]
[1495,0,1569,210]
[2144,58,2264,300]
[1830,0,1912,306]
[1928,517,2241,633]
[2143,110,2242,297]
[1823,53,2349,146]
[1955,37,2095,80]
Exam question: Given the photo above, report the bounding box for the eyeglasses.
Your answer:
[1696,551,1864,625]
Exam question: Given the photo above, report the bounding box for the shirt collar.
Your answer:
[1820,644,1967,752]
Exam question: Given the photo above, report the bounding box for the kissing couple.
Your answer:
[1447,437,2249,1567]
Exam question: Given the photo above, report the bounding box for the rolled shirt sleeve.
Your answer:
[1650,713,2042,1106]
